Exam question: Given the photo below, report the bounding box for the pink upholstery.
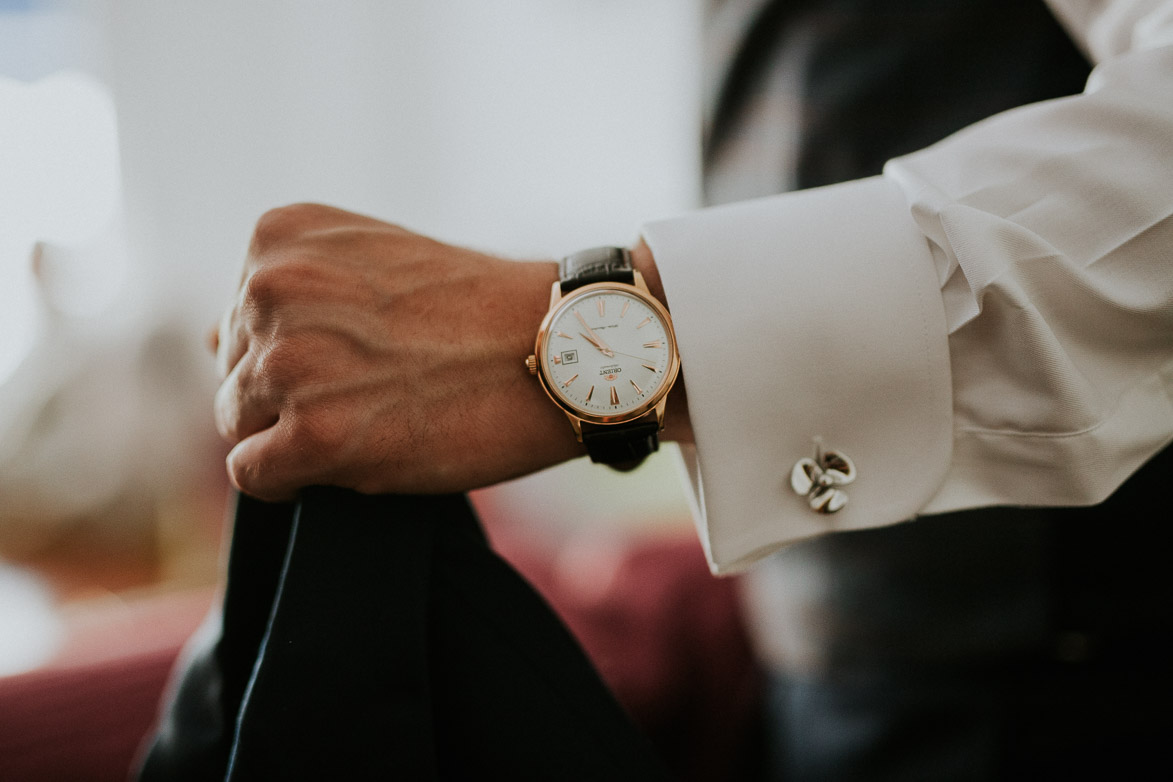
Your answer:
[0,528,759,781]
[0,590,214,782]
[490,525,763,781]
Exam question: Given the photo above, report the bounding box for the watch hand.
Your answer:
[579,331,615,357]
[573,310,614,354]
[608,349,657,362]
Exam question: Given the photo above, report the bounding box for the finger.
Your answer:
[214,350,279,444]
[206,325,219,355]
[215,299,250,380]
[225,418,323,502]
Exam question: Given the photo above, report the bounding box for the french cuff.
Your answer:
[643,176,953,574]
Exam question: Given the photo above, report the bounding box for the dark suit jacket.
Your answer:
[138,489,669,781]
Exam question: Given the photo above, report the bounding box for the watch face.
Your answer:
[538,284,678,421]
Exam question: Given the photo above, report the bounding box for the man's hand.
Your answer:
[213,203,585,501]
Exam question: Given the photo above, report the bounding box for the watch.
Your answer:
[526,246,681,469]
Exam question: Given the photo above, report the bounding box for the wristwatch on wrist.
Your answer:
[526,246,680,470]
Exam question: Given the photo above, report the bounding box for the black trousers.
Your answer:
[137,489,669,781]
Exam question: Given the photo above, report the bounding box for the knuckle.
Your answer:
[290,408,350,463]
[256,343,295,387]
[213,387,238,441]
[250,203,322,252]
[241,260,329,321]
[241,265,284,311]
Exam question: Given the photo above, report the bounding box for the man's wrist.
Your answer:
[629,237,692,444]
[630,238,668,308]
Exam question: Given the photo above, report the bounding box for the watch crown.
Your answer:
[525,355,537,375]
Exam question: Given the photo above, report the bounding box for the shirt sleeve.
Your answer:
[643,0,1173,574]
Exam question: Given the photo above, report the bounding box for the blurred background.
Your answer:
[0,0,703,679]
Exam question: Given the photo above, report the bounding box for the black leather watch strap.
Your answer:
[559,246,635,295]
[580,420,661,471]
[558,246,660,469]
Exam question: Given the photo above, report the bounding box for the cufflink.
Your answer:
[790,440,856,514]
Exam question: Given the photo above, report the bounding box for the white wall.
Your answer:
[100,0,703,322]
[1,1,703,543]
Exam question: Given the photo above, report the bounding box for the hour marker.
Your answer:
[636,317,652,329]
[642,339,662,349]
[553,356,562,364]
[630,379,644,395]
[586,385,594,402]
[556,331,573,339]
[620,300,630,318]
[609,386,620,405]
[597,298,606,317]
[641,363,657,372]
[561,374,578,388]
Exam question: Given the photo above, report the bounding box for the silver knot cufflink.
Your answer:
[790,440,856,514]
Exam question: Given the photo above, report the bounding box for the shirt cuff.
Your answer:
[643,176,952,574]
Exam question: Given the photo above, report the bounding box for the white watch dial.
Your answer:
[542,287,675,417]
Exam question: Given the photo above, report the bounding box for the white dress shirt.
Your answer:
[643,0,1173,574]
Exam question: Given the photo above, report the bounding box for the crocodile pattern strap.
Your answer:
[559,246,635,295]
[558,246,659,469]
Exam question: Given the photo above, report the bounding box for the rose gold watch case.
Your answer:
[528,272,681,439]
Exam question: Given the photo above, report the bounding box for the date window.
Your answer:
[560,350,578,366]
